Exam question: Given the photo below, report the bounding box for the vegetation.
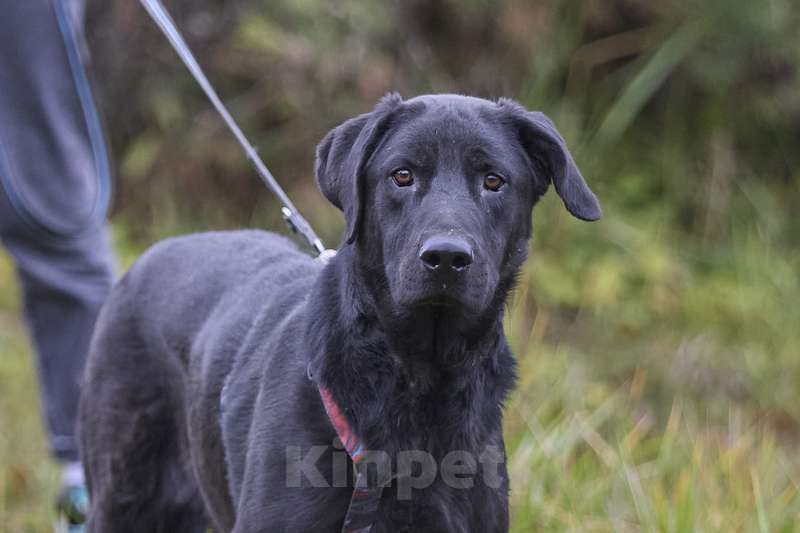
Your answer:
[1,0,798,530]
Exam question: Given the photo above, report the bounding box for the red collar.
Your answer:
[317,385,386,533]
[318,386,366,462]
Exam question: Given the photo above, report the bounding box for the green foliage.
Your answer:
[504,183,800,530]
[1,0,798,529]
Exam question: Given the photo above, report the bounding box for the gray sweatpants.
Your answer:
[0,0,115,462]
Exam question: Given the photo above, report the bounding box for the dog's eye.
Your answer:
[483,173,505,191]
[391,169,414,187]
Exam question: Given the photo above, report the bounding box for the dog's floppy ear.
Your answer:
[315,93,403,244]
[499,99,602,221]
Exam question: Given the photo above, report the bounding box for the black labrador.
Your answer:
[79,94,601,532]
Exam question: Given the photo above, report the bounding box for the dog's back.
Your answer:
[79,230,319,532]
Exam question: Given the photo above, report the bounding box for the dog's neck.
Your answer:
[305,246,516,455]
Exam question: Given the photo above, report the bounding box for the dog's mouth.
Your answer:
[413,294,463,310]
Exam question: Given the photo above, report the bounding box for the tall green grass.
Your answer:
[502,182,800,531]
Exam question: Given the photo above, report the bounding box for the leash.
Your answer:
[139,0,331,257]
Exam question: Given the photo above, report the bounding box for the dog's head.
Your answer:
[316,94,600,326]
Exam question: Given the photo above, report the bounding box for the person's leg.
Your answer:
[0,0,115,467]
[0,205,114,462]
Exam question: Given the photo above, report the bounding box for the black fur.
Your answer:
[79,94,601,532]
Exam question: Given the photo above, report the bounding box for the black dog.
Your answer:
[79,94,601,532]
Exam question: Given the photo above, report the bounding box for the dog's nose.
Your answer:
[419,236,473,272]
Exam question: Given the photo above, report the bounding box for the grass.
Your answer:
[505,347,800,531]
[1,186,798,531]
[0,250,61,532]
[502,184,800,531]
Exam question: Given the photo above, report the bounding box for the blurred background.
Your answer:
[1,0,798,530]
